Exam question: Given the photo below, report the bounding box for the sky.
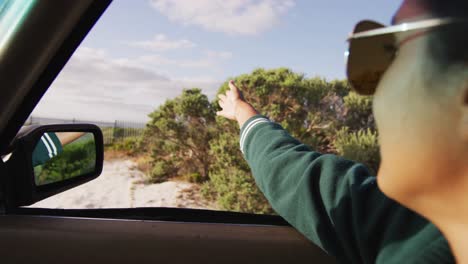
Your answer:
[32,0,402,123]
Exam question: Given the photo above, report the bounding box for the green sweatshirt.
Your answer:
[240,115,454,264]
[32,132,63,167]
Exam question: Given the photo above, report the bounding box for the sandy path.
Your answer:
[30,160,215,210]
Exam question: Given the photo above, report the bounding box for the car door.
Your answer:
[0,1,335,263]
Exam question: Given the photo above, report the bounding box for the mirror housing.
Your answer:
[3,124,103,207]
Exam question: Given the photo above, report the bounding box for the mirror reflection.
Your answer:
[33,132,96,186]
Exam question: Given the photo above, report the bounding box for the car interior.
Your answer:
[0,1,336,263]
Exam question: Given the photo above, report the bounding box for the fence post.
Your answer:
[113,120,117,143]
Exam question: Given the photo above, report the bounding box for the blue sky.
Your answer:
[32,0,402,122]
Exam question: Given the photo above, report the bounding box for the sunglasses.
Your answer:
[346,18,462,95]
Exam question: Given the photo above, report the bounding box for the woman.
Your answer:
[217,0,467,262]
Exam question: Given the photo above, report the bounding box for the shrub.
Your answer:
[334,127,380,174]
[142,68,379,214]
[201,130,273,214]
[145,88,216,182]
[201,166,273,214]
[186,172,204,183]
[149,160,175,183]
[343,92,375,131]
[36,139,96,185]
[107,136,142,155]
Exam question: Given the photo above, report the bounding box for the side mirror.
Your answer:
[3,124,104,207]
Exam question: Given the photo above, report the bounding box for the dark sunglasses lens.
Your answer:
[347,21,396,95]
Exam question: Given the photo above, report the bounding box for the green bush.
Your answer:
[145,88,216,182]
[334,127,380,174]
[142,68,380,214]
[201,68,340,213]
[36,139,96,185]
[149,160,175,183]
[202,131,273,214]
[201,166,273,214]
[107,136,142,154]
[186,172,204,183]
[343,92,375,131]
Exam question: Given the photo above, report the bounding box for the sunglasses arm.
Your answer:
[348,18,460,41]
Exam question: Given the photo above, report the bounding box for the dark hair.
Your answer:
[425,1,468,70]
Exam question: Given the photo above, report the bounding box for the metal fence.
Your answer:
[25,116,146,145]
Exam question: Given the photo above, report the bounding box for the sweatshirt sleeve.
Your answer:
[32,132,64,167]
[240,115,453,264]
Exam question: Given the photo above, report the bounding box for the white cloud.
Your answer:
[129,34,196,51]
[149,0,295,35]
[125,34,233,69]
[32,47,221,122]
[118,49,233,69]
[204,50,233,60]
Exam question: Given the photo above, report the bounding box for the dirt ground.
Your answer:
[30,159,216,210]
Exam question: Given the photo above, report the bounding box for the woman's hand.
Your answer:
[217,81,244,120]
[217,80,259,127]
